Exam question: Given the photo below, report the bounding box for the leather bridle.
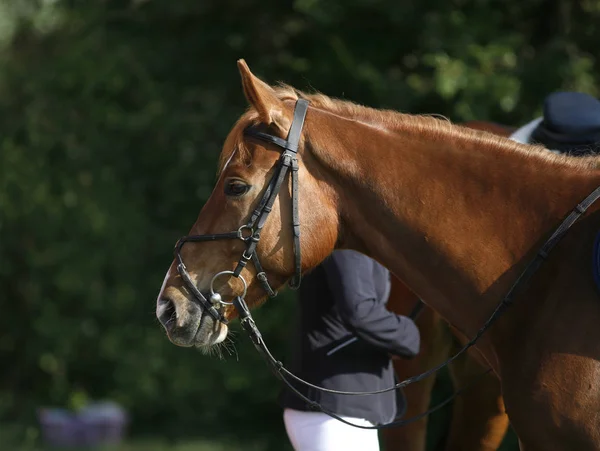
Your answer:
[174,98,600,429]
[174,99,308,324]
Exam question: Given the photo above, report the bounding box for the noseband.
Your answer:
[174,99,309,323]
[174,98,600,429]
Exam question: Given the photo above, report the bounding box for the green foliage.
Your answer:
[0,0,597,449]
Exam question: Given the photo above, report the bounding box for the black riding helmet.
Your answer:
[530,91,600,156]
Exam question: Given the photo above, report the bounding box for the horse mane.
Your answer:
[219,84,600,173]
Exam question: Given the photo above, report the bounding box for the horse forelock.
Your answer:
[216,111,259,176]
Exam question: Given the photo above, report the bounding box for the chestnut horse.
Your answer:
[382,121,515,451]
[156,61,600,451]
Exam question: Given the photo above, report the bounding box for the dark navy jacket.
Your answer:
[279,249,421,425]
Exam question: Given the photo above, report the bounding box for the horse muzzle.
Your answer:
[157,292,227,348]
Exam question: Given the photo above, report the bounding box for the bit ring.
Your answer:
[209,271,247,305]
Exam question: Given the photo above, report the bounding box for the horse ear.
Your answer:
[237,59,291,132]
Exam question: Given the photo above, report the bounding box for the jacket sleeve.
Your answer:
[322,250,421,358]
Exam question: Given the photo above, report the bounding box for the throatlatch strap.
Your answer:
[241,99,309,294]
[289,156,302,289]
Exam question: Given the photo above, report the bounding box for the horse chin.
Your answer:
[161,299,228,349]
[193,314,229,349]
[194,318,229,350]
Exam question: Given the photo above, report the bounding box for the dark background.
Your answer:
[0,0,597,449]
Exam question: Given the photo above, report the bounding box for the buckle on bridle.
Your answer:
[233,296,262,346]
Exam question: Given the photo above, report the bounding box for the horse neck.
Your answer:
[304,107,600,343]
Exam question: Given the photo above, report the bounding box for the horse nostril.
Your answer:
[157,297,176,330]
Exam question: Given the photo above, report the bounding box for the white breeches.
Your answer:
[283,408,380,451]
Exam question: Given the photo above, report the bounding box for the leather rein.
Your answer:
[175,99,600,429]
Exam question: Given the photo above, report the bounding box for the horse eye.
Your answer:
[224,181,250,197]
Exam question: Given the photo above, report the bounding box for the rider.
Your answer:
[279,249,421,451]
[510,91,600,154]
